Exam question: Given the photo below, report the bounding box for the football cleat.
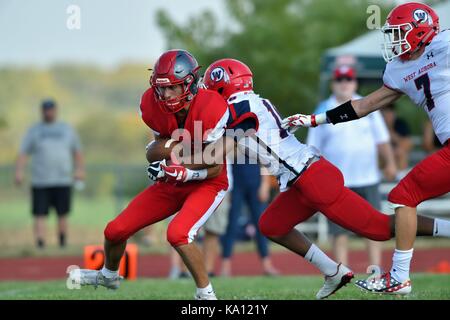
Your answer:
[316,263,354,299]
[355,272,412,295]
[69,269,123,290]
[195,290,218,300]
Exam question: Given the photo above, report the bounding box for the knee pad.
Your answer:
[104,220,128,243]
[166,223,189,247]
[388,182,416,208]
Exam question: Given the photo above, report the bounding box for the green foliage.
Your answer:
[156,0,391,117]
[0,65,153,165]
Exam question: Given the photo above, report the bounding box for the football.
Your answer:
[145,138,177,163]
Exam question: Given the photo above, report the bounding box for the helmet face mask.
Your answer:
[153,75,195,113]
[150,50,200,114]
[382,23,413,63]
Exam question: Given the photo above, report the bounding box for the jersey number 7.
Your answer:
[414,73,435,111]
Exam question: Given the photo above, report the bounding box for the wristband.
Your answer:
[310,114,317,127]
[325,100,359,124]
[185,168,208,181]
[314,113,328,125]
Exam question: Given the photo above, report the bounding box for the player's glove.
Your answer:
[160,162,188,183]
[147,160,166,181]
[281,114,319,132]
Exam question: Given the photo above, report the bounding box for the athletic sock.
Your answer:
[59,233,66,247]
[433,218,450,237]
[305,244,339,276]
[101,266,119,279]
[196,282,214,295]
[390,248,413,283]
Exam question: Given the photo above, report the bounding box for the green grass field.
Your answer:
[0,274,449,300]
[0,195,171,257]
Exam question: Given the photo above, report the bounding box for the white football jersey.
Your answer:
[383,29,450,144]
[227,91,319,192]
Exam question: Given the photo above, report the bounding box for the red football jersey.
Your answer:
[140,87,230,187]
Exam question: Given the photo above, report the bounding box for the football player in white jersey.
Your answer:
[281,2,450,295]
[164,57,450,299]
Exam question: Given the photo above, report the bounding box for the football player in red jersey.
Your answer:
[282,2,450,294]
[69,50,230,300]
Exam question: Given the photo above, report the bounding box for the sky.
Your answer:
[0,0,228,68]
[1,0,444,69]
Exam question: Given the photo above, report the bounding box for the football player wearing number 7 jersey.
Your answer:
[194,58,450,299]
[282,2,450,295]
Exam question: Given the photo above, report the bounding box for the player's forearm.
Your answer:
[354,86,402,117]
[206,164,223,179]
[315,86,402,126]
[317,99,370,125]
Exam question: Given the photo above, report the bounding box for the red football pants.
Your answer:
[259,158,391,241]
[388,140,450,207]
[104,181,227,247]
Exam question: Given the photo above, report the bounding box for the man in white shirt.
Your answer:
[307,66,397,267]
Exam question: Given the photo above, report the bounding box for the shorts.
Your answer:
[32,186,72,216]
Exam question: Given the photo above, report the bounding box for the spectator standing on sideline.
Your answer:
[221,163,279,276]
[307,66,397,267]
[15,99,85,248]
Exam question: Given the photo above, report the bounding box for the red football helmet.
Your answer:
[381,2,439,62]
[150,49,201,113]
[203,59,253,100]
